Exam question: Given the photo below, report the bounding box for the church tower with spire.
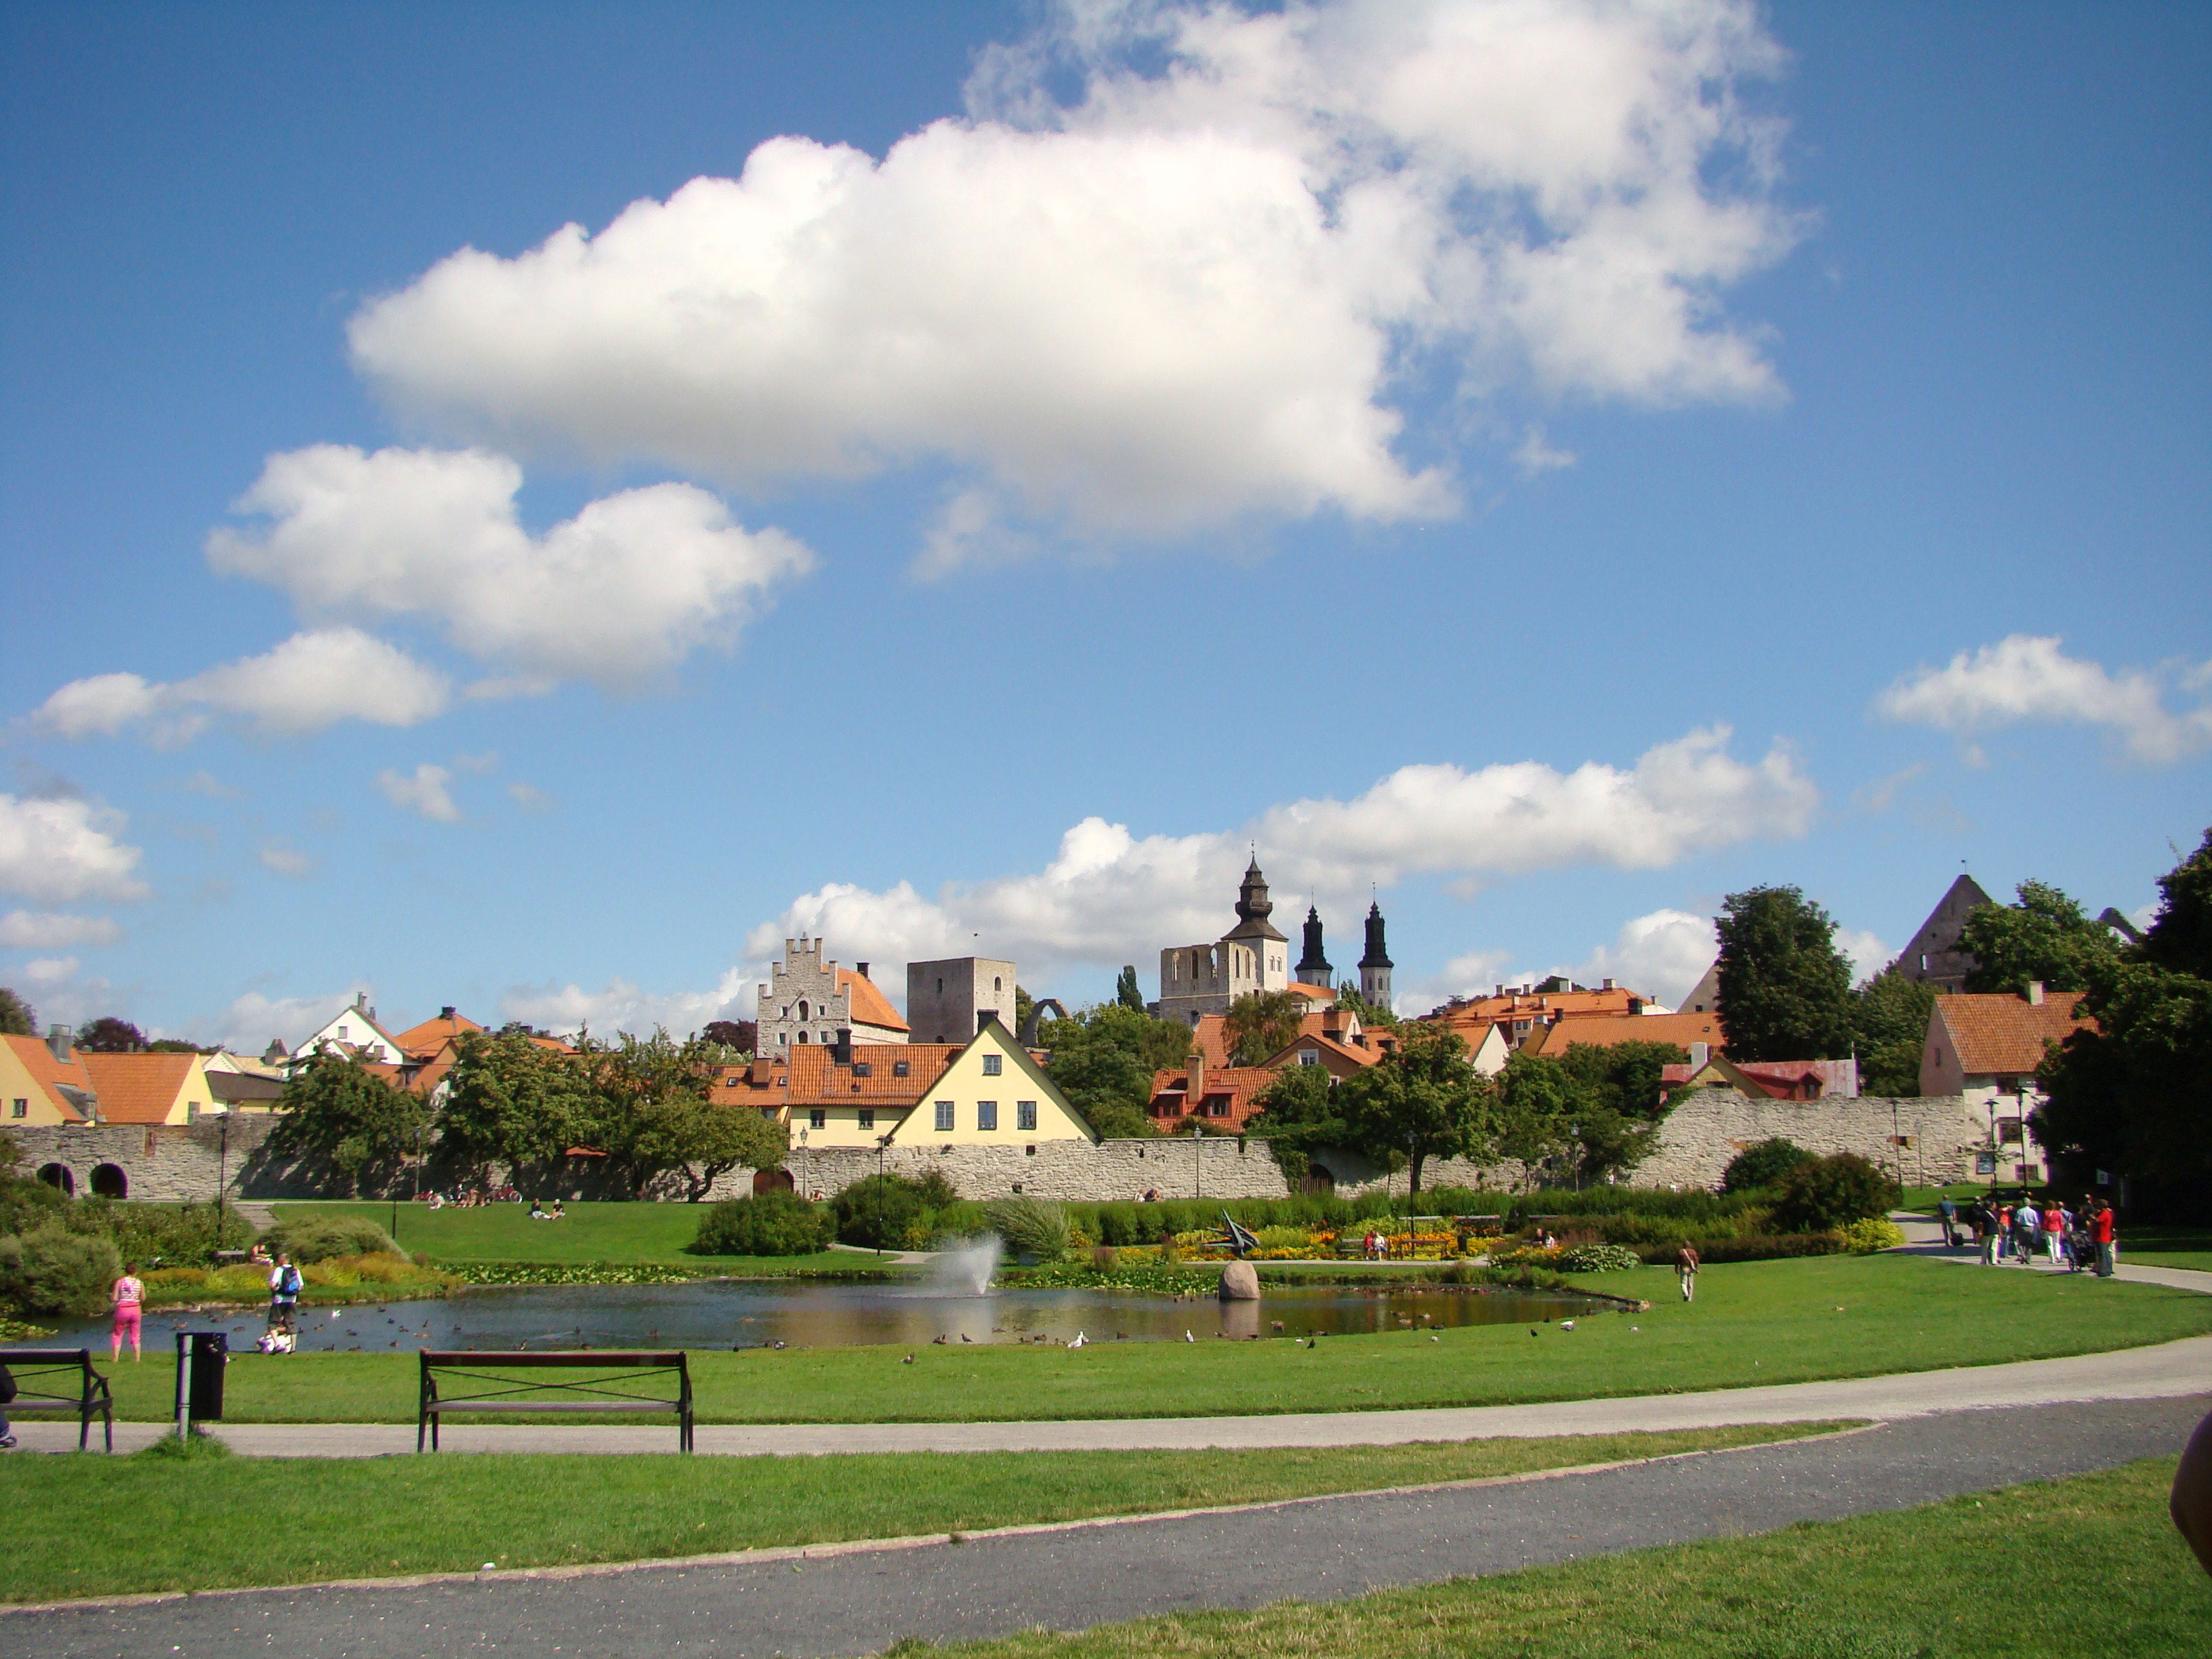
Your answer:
[1296,905,1333,987]
[1153,854,1295,1025]
[1357,901,1393,1010]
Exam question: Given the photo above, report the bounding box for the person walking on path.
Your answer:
[1676,1242,1700,1303]
[109,1263,144,1361]
[1938,1195,1959,1248]
[2013,1202,2041,1265]
[2093,1200,2117,1277]
[267,1250,302,1336]
[2043,1201,2066,1265]
[1978,1200,1999,1265]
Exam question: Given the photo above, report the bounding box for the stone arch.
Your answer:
[1301,1162,1336,1197]
[36,1162,75,1195]
[752,1168,794,1195]
[90,1163,129,1199]
[1019,998,1071,1044]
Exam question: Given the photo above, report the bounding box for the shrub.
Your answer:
[260,1215,400,1263]
[0,1224,123,1315]
[984,1195,1069,1261]
[1842,1216,1906,1254]
[1721,1138,1814,1194]
[1557,1242,1641,1272]
[100,1201,255,1269]
[832,1174,933,1250]
[1771,1153,1900,1232]
[691,1191,836,1256]
[1636,1231,1848,1264]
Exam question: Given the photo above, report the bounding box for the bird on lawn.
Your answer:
[1185,1330,1195,1343]
[960,1333,973,1343]
[901,1353,916,1364]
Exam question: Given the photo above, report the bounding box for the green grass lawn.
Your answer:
[0,1422,1839,1604]
[2125,1229,2212,1273]
[279,1200,887,1275]
[890,1456,2211,1659]
[75,1254,2212,1425]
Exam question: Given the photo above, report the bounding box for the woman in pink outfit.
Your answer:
[110,1264,145,1361]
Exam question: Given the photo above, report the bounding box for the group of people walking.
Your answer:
[1940,1193,2116,1276]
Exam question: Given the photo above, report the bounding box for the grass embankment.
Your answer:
[81,1254,2212,1425]
[897,1456,2212,1659]
[2124,1229,2212,1273]
[0,1422,1842,1604]
[274,1200,886,1280]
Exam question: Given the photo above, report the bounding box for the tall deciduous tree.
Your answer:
[573,1029,785,1199]
[1114,966,1145,1012]
[74,1017,146,1052]
[1036,1003,1185,1134]
[266,1051,427,1197]
[1961,880,2118,994]
[2142,830,2212,981]
[1334,1023,1489,1196]
[0,987,35,1037]
[1223,989,1306,1066]
[1715,886,1855,1061]
[438,1030,599,1177]
[1849,969,1937,1098]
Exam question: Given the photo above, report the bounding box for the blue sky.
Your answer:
[2,1,2206,1049]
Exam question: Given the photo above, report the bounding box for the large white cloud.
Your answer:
[207,445,815,688]
[499,965,761,1041]
[743,726,1815,982]
[348,0,1796,558]
[0,794,150,903]
[1877,634,2212,765]
[0,910,123,949]
[29,628,451,742]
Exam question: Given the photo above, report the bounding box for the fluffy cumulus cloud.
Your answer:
[349,0,1797,559]
[498,965,761,1040]
[1877,634,2212,765]
[377,763,464,823]
[0,794,149,903]
[0,909,123,949]
[207,445,815,689]
[29,628,451,743]
[742,726,1814,982]
[177,987,368,1055]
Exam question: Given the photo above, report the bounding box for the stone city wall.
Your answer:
[1639,1088,1987,1189]
[5,1117,283,1204]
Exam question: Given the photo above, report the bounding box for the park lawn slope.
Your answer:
[893,1455,2211,1659]
[0,1424,1840,1604]
[274,1200,884,1277]
[86,1254,2212,1425]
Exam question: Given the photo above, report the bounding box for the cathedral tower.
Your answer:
[1357,901,1393,1010]
[1296,905,1333,987]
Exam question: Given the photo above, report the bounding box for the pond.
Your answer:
[47,1277,1605,1355]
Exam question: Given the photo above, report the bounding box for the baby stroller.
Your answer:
[2067,1230,2097,1273]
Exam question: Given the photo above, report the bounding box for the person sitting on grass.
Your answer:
[110,1263,144,1361]
[529,1200,549,1220]
[550,1200,566,1220]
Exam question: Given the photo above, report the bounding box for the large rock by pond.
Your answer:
[1218,1261,1261,1301]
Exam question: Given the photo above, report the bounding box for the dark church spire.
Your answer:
[1357,900,1393,1010]
[1296,904,1332,986]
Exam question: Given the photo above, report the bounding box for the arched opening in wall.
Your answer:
[753,1168,794,1195]
[36,1162,74,1195]
[1301,1164,1335,1197]
[90,1164,128,1199]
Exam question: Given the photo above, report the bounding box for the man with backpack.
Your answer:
[268,1251,302,1338]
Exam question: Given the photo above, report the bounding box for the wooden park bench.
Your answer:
[417,1351,693,1452]
[1,1348,115,1451]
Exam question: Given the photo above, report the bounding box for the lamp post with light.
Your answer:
[876,1132,893,1257]
[1192,1124,1203,1200]
[209,1106,231,1240]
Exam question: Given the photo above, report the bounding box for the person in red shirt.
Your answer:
[2092,1201,2116,1278]
[2041,1200,2065,1264]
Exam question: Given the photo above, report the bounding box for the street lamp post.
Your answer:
[876,1133,892,1257]
[1405,1131,1416,1259]
[1192,1124,1203,1200]
[210,1107,231,1241]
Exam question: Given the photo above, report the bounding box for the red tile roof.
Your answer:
[1146,1063,1277,1132]
[710,1043,962,1111]
[77,1052,199,1124]
[837,970,909,1033]
[1526,1010,1723,1057]
[1931,991,2091,1077]
[392,1009,485,1057]
[3,1033,96,1122]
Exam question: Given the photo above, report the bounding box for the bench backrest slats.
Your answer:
[419,1350,686,1368]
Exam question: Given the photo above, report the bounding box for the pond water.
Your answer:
[48,1277,1604,1355]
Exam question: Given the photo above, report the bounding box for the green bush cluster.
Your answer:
[1720,1138,1816,1194]
[1557,1242,1642,1272]
[831,1170,960,1250]
[101,1200,255,1268]
[1842,1216,1907,1254]
[261,1215,401,1263]
[981,1195,1069,1261]
[689,1191,837,1257]
[1635,1231,1848,1265]
[1772,1154,1900,1232]
[0,1224,123,1315]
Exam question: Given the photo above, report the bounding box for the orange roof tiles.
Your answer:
[3,1033,96,1122]
[77,1052,199,1124]
[710,1042,962,1111]
[836,970,909,1033]
[1147,1063,1277,1131]
[392,1009,485,1056]
[1526,1010,1724,1058]
[1932,991,2091,1076]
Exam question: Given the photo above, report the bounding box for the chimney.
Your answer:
[1688,1041,1709,1069]
[2026,981,2045,1007]
[856,962,869,981]
[831,1030,853,1065]
[441,1006,455,1020]
[47,1023,70,1063]
[1187,1050,1206,1105]
[1601,977,1616,991]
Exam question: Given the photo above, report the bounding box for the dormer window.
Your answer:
[852,1061,872,1078]
[893,1060,909,1078]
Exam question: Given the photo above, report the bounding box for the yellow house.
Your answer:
[883,1019,1098,1146]
[1,1032,98,1127]
[80,1051,220,1126]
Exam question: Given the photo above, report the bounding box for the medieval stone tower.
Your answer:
[1357,901,1393,1010]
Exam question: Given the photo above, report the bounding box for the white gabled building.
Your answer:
[293,992,407,1065]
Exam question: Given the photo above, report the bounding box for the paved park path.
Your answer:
[8,1393,2205,1659]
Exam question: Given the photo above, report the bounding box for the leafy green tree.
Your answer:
[438,1030,600,1176]
[74,1017,146,1052]
[1715,886,1855,1061]
[1245,1062,1350,1183]
[2035,958,2212,1197]
[1115,966,1145,1012]
[1333,982,1399,1026]
[1492,1050,1577,1173]
[1551,1039,1686,1183]
[1961,880,2118,994]
[2142,829,2212,979]
[574,1029,785,1200]
[1334,1023,1489,1196]
[265,1051,428,1197]
[146,1038,207,1053]
[1720,1137,1813,1193]
[1036,1003,1185,1132]
[1223,989,1306,1066]
[1014,985,1036,1038]
[1771,1153,1898,1231]
[0,988,38,1037]
[1079,1099,1157,1140]
[1849,969,1937,1097]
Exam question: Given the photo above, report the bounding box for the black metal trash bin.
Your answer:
[177,1330,228,1421]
